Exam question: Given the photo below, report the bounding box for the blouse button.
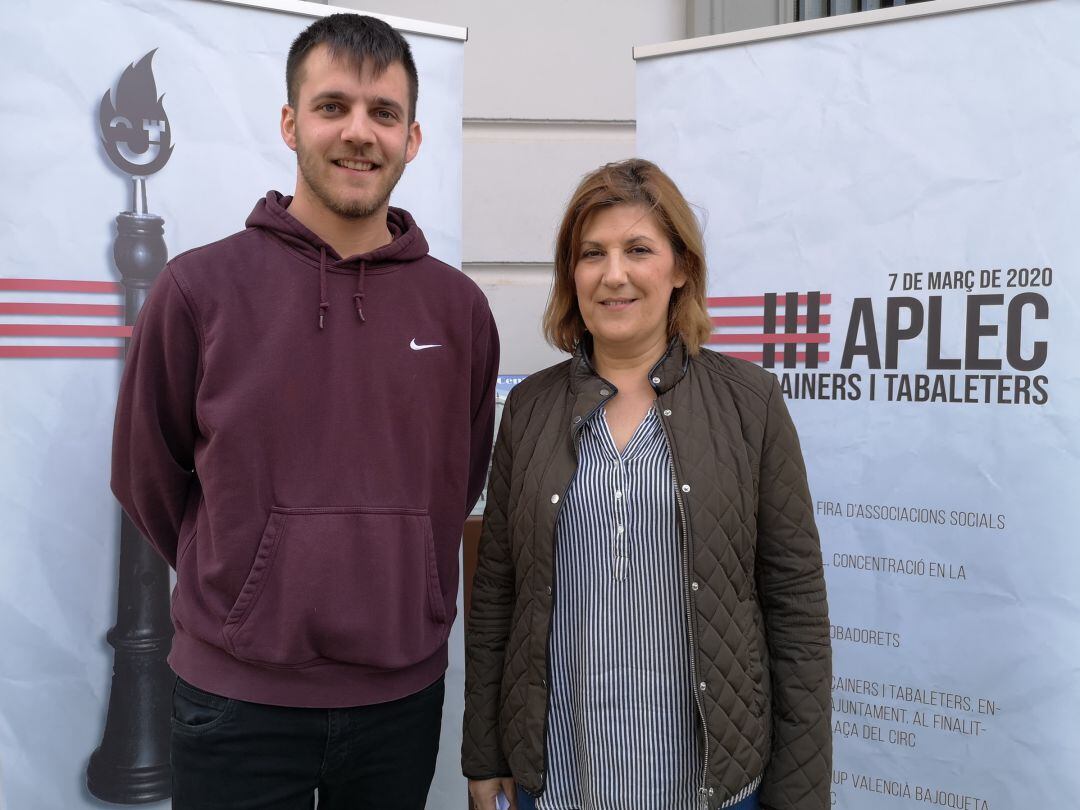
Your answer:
[550,494,560,504]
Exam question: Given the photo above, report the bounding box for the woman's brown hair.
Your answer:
[542,158,712,354]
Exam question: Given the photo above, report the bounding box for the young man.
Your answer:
[111,14,499,809]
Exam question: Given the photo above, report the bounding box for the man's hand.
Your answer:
[468,777,517,810]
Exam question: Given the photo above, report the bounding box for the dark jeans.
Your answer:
[515,787,760,810]
[170,675,444,810]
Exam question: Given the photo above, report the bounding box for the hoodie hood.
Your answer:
[245,191,430,328]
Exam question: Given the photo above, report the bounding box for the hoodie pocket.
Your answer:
[223,506,449,669]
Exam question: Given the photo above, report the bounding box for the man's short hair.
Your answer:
[286,13,419,122]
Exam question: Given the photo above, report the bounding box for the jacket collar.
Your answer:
[567,334,689,435]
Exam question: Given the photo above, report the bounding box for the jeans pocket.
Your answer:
[171,677,236,734]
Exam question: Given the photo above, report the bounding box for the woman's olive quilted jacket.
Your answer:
[462,340,831,809]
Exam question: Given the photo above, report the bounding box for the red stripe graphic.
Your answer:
[0,324,133,338]
[0,278,122,293]
[711,315,832,327]
[708,294,832,307]
[1,276,127,360]
[706,292,832,369]
[0,303,124,316]
[709,333,830,345]
[714,350,832,363]
[0,346,123,359]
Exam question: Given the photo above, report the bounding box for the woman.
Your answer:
[462,160,831,810]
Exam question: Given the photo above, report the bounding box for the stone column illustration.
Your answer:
[87,50,176,805]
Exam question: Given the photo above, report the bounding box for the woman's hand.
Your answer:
[468,777,517,810]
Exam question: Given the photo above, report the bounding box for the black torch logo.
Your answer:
[87,50,175,805]
[99,50,173,210]
[100,49,173,174]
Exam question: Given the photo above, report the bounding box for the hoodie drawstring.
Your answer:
[353,261,366,322]
[317,249,367,329]
[252,195,427,331]
[318,247,329,330]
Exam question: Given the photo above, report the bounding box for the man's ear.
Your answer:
[281,104,297,151]
[405,120,422,164]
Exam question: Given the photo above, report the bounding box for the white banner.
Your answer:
[0,1,465,808]
[637,1,1080,807]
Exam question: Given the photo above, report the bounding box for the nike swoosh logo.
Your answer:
[410,339,442,351]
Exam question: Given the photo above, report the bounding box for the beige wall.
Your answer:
[339,0,685,374]
[339,0,684,119]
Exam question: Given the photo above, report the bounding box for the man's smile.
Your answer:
[333,158,378,172]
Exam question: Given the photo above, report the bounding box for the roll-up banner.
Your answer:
[0,1,465,807]
[637,0,1079,806]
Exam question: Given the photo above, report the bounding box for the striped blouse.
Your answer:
[538,406,702,810]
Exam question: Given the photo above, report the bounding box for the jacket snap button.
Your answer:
[551,494,560,504]
[663,409,672,417]
[691,582,699,591]
[708,788,715,797]
[600,388,610,396]
[546,585,552,595]
[651,376,661,385]
[541,679,547,688]
[699,681,706,691]
[681,484,691,493]
[573,415,582,424]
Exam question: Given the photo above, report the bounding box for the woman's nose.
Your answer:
[600,255,629,286]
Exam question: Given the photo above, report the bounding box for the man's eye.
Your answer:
[320,103,341,114]
[375,110,396,121]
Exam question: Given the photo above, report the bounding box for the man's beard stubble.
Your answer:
[296,138,407,221]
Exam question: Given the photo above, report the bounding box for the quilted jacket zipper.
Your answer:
[657,402,711,810]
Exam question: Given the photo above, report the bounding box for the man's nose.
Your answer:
[341,111,374,145]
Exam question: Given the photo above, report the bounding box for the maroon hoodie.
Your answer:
[112,192,499,707]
